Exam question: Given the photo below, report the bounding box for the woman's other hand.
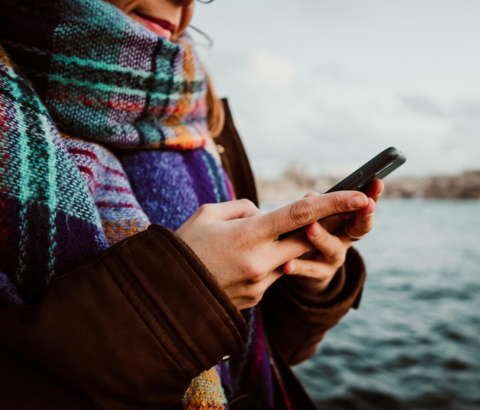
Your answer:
[176,192,368,310]
[283,180,383,295]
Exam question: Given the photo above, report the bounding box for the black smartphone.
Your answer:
[278,147,406,239]
[325,147,406,194]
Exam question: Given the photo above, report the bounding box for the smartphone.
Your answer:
[278,147,406,239]
[325,147,406,194]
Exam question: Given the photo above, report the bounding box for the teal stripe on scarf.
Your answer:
[201,150,230,203]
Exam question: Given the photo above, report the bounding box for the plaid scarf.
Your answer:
[0,0,239,408]
[1,0,210,151]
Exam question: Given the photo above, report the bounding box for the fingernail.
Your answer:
[351,195,367,208]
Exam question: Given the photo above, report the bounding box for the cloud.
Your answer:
[451,101,480,120]
[201,45,480,179]
[399,94,446,117]
[240,50,296,93]
[313,63,359,84]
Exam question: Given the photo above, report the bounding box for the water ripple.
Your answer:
[292,200,480,410]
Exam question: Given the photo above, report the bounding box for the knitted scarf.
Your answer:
[0,0,279,408]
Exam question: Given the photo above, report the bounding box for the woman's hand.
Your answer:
[283,180,384,295]
[176,191,369,311]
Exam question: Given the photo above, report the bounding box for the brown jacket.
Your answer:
[0,100,366,410]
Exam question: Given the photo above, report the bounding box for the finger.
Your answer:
[364,179,384,203]
[321,181,382,232]
[226,268,284,306]
[320,213,353,233]
[305,192,355,233]
[304,221,346,264]
[283,257,336,280]
[260,268,284,289]
[257,191,368,240]
[348,198,376,238]
[269,230,315,269]
[200,199,261,221]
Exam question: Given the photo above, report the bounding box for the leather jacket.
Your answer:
[0,100,366,410]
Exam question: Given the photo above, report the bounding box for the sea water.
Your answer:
[264,199,480,410]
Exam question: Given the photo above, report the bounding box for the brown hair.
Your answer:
[204,70,225,138]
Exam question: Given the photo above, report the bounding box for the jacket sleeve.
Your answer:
[261,247,366,366]
[0,224,248,410]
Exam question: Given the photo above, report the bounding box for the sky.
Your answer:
[192,0,480,179]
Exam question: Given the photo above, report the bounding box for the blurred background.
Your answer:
[192,1,480,410]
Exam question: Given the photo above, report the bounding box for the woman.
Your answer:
[0,0,382,408]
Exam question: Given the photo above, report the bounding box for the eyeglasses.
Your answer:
[197,0,214,3]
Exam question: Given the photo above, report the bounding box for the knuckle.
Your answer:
[289,201,315,226]
[301,238,314,255]
[239,198,255,208]
[251,292,264,306]
[331,246,346,263]
[330,194,348,213]
[304,242,314,255]
[246,294,262,308]
[311,227,326,243]
[239,198,261,217]
[240,259,265,283]
[316,270,331,282]
[197,203,213,216]
[247,268,264,283]
[254,294,264,305]
[305,265,318,278]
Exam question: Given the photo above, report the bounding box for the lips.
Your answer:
[134,12,176,40]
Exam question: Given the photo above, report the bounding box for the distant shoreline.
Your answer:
[257,170,480,203]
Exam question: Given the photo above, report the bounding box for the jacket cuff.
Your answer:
[273,247,366,325]
[280,265,346,308]
[105,224,249,376]
[279,247,366,310]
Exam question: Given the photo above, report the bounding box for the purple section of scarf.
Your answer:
[117,150,201,231]
[217,306,275,408]
[182,149,219,205]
